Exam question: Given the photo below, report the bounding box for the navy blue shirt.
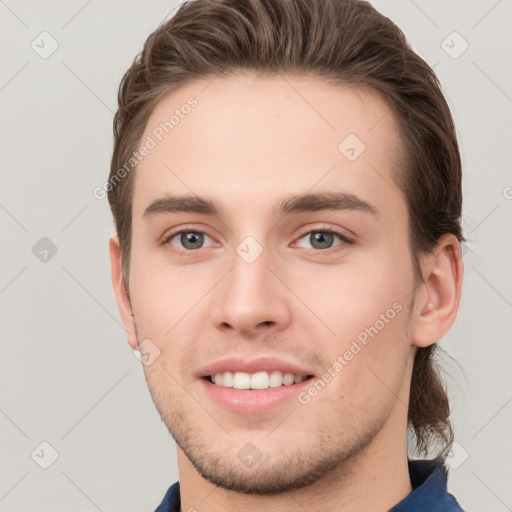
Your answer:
[155,458,465,511]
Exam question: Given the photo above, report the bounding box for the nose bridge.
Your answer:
[231,239,270,297]
[212,235,291,334]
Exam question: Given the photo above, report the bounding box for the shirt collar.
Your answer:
[390,458,464,511]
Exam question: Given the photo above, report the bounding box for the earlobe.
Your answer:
[109,235,138,349]
[411,235,464,348]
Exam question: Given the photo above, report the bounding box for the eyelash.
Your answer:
[162,225,354,256]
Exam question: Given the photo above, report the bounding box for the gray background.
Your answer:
[0,0,511,510]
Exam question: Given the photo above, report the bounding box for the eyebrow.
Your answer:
[142,191,378,219]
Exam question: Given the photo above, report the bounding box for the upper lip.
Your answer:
[197,356,316,379]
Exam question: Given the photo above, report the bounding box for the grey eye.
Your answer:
[309,232,335,249]
[169,231,214,250]
[296,230,344,250]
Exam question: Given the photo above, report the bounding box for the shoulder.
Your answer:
[154,481,180,512]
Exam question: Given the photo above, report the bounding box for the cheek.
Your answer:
[291,250,411,337]
[314,306,411,421]
[290,251,412,390]
[128,251,226,367]
[128,251,195,339]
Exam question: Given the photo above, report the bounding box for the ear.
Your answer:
[411,234,464,348]
[109,235,138,349]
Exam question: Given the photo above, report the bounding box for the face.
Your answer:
[121,74,421,494]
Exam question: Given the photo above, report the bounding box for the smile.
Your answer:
[206,370,312,390]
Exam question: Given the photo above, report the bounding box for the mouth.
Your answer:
[204,370,315,390]
[197,356,317,412]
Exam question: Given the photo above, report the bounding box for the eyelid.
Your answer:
[294,224,353,240]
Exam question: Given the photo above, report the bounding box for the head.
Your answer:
[108,0,464,495]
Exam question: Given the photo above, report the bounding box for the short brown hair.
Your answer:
[108,0,464,458]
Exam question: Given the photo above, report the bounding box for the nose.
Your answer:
[211,244,292,338]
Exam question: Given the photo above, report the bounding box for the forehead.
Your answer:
[132,73,404,220]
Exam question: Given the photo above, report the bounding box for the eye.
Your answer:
[164,229,216,251]
[295,227,353,251]
[162,226,353,255]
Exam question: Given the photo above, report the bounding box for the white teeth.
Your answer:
[282,373,295,386]
[209,370,309,389]
[250,371,269,390]
[233,372,251,389]
[269,370,284,388]
[222,371,233,387]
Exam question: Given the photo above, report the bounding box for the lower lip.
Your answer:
[199,377,314,413]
